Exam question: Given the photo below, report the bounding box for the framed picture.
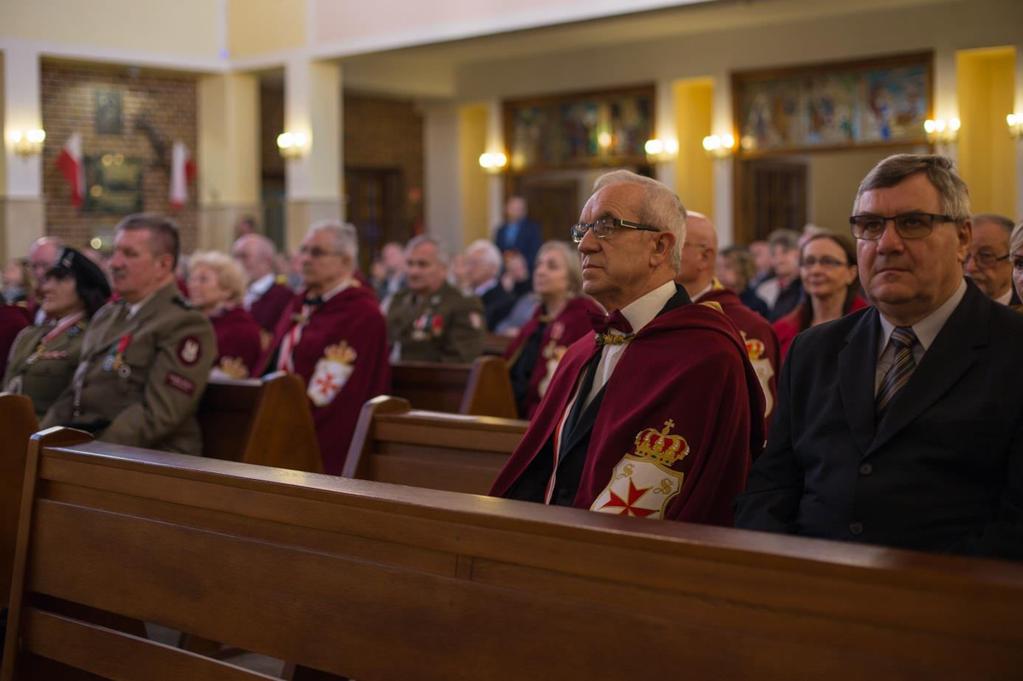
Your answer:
[504,85,655,172]
[83,153,143,214]
[95,89,123,135]
[733,52,932,155]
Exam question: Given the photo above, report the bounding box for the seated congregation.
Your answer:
[1,153,1022,678]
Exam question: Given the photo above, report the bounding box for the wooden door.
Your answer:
[735,159,808,244]
[345,167,406,271]
[508,177,580,246]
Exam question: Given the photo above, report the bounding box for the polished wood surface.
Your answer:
[343,395,525,493]
[391,355,517,419]
[198,371,322,473]
[0,394,37,607]
[4,430,1023,680]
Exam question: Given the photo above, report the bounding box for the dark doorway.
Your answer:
[514,178,580,245]
[345,167,406,273]
[735,159,808,244]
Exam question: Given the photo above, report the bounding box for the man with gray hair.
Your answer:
[737,154,1023,560]
[259,220,390,474]
[232,233,294,333]
[386,235,485,363]
[964,213,1019,306]
[491,170,763,525]
[463,238,515,329]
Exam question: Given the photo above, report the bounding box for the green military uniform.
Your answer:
[3,315,87,420]
[386,281,485,363]
[41,282,215,455]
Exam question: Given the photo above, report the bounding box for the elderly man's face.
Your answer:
[405,243,446,294]
[28,241,60,288]
[298,229,349,293]
[577,183,668,311]
[964,219,1012,299]
[463,249,496,288]
[855,172,970,324]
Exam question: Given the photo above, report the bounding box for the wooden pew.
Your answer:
[198,371,322,473]
[5,430,1023,680]
[343,395,526,494]
[0,394,37,608]
[483,333,512,356]
[391,355,517,419]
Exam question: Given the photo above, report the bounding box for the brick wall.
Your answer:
[41,61,199,251]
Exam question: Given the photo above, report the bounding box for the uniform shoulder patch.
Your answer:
[177,336,202,365]
[165,371,196,396]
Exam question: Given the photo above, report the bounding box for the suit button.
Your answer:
[859,463,873,476]
[849,522,864,536]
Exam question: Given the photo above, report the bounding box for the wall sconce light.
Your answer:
[478,151,508,174]
[276,131,309,159]
[1008,113,1023,140]
[7,129,46,157]
[644,138,678,163]
[924,118,960,144]
[702,134,735,159]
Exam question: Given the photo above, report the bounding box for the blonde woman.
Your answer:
[188,251,263,377]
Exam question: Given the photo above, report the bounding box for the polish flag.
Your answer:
[56,133,84,208]
[169,140,196,210]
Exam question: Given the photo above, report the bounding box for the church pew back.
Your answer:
[0,393,37,607]
[4,430,1023,680]
[343,395,525,493]
[391,355,517,418]
[197,371,322,473]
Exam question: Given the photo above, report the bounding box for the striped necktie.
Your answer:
[876,326,918,417]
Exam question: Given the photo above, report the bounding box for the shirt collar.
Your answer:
[691,281,715,302]
[617,280,677,336]
[878,278,967,353]
[319,277,353,304]
[127,289,161,320]
[473,278,499,297]
[249,273,275,296]
[995,286,1013,306]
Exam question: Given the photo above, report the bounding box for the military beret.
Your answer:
[49,247,112,301]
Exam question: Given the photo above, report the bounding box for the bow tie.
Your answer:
[589,309,633,335]
[303,295,324,307]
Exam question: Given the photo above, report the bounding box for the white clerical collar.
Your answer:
[249,273,275,297]
[617,280,677,336]
[473,278,499,298]
[878,278,967,354]
[995,287,1013,306]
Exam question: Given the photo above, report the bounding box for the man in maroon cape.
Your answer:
[490,171,763,525]
[233,233,295,335]
[676,211,779,435]
[259,221,390,474]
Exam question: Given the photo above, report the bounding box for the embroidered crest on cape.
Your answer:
[590,419,689,519]
[742,332,774,417]
[537,341,568,399]
[307,341,357,407]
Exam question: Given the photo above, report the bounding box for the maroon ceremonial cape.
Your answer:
[262,284,390,474]
[249,281,295,333]
[490,301,764,525]
[210,306,263,377]
[698,286,779,435]
[504,296,602,419]
[0,304,30,378]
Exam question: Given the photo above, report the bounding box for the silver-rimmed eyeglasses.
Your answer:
[570,217,661,243]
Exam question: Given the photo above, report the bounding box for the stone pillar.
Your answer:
[1015,42,1023,221]
[934,47,959,162]
[197,72,261,253]
[423,102,461,255]
[653,78,678,192]
[711,70,734,247]
[485,99,503,237]
[0,46,45,264]
[283,57,342,253]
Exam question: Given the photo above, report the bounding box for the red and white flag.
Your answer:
[56,133,84,208]
[169,140,196,210]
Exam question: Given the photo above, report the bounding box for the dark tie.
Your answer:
[876,326,918,417]
[304,295,324,307]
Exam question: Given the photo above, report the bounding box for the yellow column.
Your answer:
[283,57,342,253]
[458,102,489,247]
[197,72,261,253]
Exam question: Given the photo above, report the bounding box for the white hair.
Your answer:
[405,234,450,266]
[309,220,359,264]
[466,239,502,273]
[592,170,687,271]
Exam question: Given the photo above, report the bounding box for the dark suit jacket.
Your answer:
[479,283,516,331]
[495,219,542,271]
[735,280,1023,560]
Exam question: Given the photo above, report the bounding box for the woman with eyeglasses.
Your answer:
[1008,220,1023,313]
[772,232,868,362]
[504,241,601,419]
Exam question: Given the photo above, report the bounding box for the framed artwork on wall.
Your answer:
[733,52,932,156]
[94,89,124,135]
[83,153,144,214]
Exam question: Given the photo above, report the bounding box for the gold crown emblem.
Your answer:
[633,419,690,467]
[745,337,765,361]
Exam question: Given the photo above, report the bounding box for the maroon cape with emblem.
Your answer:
[504,296,602,419]
[210,306,263,377]
[261,284,390,474]
[249,282,295,333]
[698,286,779,437]
[490,301,764,525]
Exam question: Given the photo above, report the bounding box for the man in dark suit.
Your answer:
[464,239,515,330]
[494,196,542,273]
[736,154,1023,561]
[965,213,1020,306]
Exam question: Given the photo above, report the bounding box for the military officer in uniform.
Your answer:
[4,247,111,419]
[386,235,485,363]
[42,214,215,455]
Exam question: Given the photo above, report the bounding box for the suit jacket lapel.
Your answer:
[838,309,879,455]
[868,283,988,455]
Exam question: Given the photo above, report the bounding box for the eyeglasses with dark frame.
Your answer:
[964,250,1011,269]
[570,217,661,243]
[848,212,956,241]
[299,245,342,258]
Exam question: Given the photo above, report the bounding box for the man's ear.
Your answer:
[651,231,676,267]
[956,219,972,263]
